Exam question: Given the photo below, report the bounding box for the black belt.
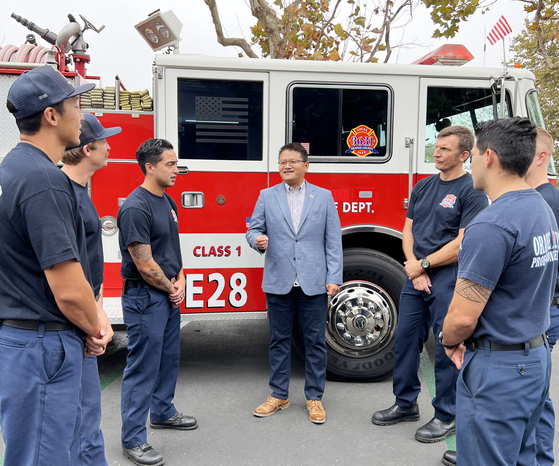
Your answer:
[126,280,151,289]
[464,334,546,352]
[552,297,559,306]
[1,319,73,331]
[122,279,151,294]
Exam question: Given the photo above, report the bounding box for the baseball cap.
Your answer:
[7,65,95,119]
[70,113,122,149]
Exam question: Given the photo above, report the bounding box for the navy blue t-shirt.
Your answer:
[0,143,89,322]
[407,173,488,260]
[536,182,559,298]
[72,180,103,296]
[458,189,558,345]
[118,186,182,281]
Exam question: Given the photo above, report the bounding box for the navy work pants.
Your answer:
[77,355,107,465]
[121,287,181,449]
[393,266,458,421]
[457,342,551,466]
[0,323,84,466]
[266,288,328,400]
[534,304,559,466]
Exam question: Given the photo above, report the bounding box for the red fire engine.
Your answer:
[0,12,552,382]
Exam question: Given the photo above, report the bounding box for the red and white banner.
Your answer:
[487,16,512,45]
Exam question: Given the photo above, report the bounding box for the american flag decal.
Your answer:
[487,16,512,45]
[195,96,249,144]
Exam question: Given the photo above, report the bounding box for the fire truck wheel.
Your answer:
[293,248,405,382]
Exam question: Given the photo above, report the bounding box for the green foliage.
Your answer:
[422,0,493,38]
[247,0,414,61]
[510,18,559,164]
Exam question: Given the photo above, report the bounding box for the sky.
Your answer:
[0,0,530,92]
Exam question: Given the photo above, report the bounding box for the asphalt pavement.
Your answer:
[1,319,558,466]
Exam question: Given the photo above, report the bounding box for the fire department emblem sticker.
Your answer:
[345,125,379,156]
[171,209,178,222]
[440,194,457,209]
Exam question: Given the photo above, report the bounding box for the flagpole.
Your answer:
[484,27,486,67]
[502,37,507,74]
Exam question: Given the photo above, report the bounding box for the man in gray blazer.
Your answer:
[247,142,343,424]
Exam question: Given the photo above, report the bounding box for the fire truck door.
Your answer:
[417,77,512,177]
[157,68,269,313]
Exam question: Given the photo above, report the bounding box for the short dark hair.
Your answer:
[475,117,537,177]
[7,99,65,136]
[136,138,174,175]
[438,125,474,155]
[279,142,308,162]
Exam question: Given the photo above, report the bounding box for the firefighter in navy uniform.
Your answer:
[118,139,197,466]
[524,127,559,466]
[62,113,121,466]
[372,126,488,443]
[0,66,111,466]
[441,118,557,466]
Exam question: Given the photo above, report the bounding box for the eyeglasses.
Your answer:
[279,159,305,166]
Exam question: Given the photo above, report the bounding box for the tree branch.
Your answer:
[534,0,559,69]
[204,0,258,58]
[250,0,285,58]
[313,0,343,56]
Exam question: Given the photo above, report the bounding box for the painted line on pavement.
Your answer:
[419,349,456,451]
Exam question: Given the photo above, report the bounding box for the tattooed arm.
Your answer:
[441,278,492,369]
[127,242,174,294]
[442,278,492,345]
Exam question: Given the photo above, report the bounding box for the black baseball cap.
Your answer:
[70,113,122,149]
[7,66,95,119]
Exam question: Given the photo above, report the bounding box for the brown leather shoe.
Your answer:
[307,400,326,424]
[253,396,290,417]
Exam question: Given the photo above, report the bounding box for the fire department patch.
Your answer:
[171,209,178,222]
[345,125,379,156]
[440,194,457,209]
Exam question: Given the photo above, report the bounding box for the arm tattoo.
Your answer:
[130,243,152,262]
[148,267,174,293]
[455,279,491,304]
[130,243,173,293]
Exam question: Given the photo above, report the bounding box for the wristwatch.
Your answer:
[438,331,458,350]
[421,258,430,270]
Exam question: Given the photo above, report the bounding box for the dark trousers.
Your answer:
[393,266,459,421]
[457,342,551,466]
[534,304,559,466]
[0,323,84,466]
[266,287,328,400]
[121,287,181,449]
[77,355,107,466]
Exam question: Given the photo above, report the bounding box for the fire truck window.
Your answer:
[291,86,390,162]
[424,87,511,163]
[177,78,263,161]
[527,90,545,129]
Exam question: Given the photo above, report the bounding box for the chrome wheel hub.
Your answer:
[327,280,397,358]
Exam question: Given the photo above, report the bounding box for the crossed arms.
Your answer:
[402,217,465,295]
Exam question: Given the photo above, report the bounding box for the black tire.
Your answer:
[293,248,405,382]
[328,248,405,381]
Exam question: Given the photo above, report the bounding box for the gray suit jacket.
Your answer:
[246,182,343,296]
